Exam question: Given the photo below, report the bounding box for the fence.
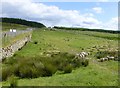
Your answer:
[2,28,33,47]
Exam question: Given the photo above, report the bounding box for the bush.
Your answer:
[72,58,82,68]
[8,75,18,88]
[82,59,89,67]
[17,59,45,78]
[2,67,13,81]
[3,57,17,65]
[2,52,89,81]
[43,63,57,76]
[13,64,20,77]
[63,64,72,73]
[19,65,32,78]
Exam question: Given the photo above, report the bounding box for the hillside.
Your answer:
[0,18,46,28]
[1,28,118,86]
[1,22,30,31]
[0,18,119,86]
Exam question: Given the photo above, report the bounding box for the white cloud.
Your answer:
[1,0,118,30]
[32,0,119,2]
[98,0,108,2]
[103,17,118,30]
[92,7,103,14]
[87,17,118,31]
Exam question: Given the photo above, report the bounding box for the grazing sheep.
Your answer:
[81,52,88,57]
[79,54,85,58]
[10,29,12,32]
[103,58,108,61]
[46,54,51,57]
[13,29,16,32]
[99,57,108,62]
[75,52,89,59]
[107,56,114,60]
[99,58,104,62]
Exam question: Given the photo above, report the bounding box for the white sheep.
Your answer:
[10,29,13,32]
[13,29,16,32]
[107,56,114,60]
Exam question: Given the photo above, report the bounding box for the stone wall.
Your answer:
[0,34,32,61]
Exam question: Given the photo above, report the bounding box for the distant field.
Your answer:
[1,28,118,86]
[1,22,29,31]
[14,29,118,57]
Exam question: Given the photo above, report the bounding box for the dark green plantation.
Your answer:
[1,18,45,28]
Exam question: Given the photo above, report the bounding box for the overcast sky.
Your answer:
[1,0,119,30]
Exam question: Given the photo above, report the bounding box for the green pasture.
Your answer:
[2,32,32,48]
[1,22,29,31]
[1,28,119,86]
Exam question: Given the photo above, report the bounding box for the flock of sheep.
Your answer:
[98,56,118,62]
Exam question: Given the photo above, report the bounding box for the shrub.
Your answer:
[82,59,89,67]
[3,57,17,65]
[8,75,18,88]
[2,52,89,80]
[18,59,45,78]
[32,62,45,77]
[63,64,72,73]
[30,67,41,78]
[19,65,33,78]
[72,58,82,68]
[2,67,13,81]
[13,64,20,77]
[43,63,57,76]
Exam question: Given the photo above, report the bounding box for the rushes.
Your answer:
[2,52,89,81]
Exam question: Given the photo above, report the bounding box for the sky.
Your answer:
[1,0,119,30]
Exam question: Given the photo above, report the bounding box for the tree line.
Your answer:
[54,26,120,34]
[0,17,46,28]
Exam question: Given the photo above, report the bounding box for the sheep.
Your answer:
[13,29,16,32]
[10,29,13,32]
[75,52,89,60]
[107,56,114,60]
[98,58,104,62]
[99,57,108,62]
[80,52,89,57]
[103,57,108,61]
[79,54,85,58]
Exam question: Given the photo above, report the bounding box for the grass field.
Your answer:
[13,29,118,56]
[2,31,32,48]
[1,22,32,48]
[1,28,118,86]
[1,22,29,31]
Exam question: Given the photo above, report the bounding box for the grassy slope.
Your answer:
[13,29,118,56]
[2,61,118,86]
[1,22,29,31]
[1,22,32,48]
[1,28,118,86]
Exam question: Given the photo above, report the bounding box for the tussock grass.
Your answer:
[2,52,89,81]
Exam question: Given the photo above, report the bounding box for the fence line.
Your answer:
[2,28,33,47]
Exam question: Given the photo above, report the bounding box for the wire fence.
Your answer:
[2,28,33,47]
